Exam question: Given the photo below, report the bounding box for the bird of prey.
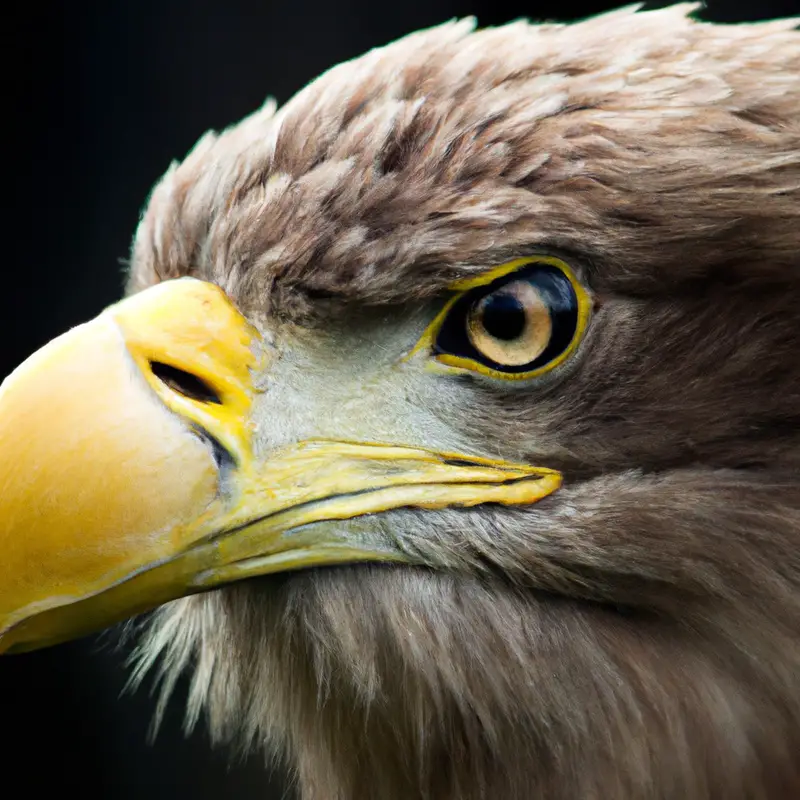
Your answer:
[0,4,798,799]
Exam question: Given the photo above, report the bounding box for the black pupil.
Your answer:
[479,293,527,341]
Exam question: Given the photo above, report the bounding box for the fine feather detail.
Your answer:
[129,5,800,799]
[129,4,799,317]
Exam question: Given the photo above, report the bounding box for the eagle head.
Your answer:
[1,5,798,798]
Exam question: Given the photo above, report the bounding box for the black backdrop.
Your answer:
[2,1,797,796]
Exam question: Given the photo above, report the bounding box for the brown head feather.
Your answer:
[129,5,800,799]
[131,4,799,313]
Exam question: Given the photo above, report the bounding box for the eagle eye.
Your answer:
[418,257,591,380]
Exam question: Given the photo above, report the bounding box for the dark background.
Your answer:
[3,1,797,796]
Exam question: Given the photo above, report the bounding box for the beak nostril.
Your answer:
[150,361,222,405]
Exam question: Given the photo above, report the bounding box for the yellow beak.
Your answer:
[0,278,561,654]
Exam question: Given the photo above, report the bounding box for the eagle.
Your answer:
[1,5,798,799]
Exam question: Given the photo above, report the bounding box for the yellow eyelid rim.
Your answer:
[406,256,591,381]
